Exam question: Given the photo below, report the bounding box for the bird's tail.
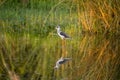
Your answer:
[64,58,72,61]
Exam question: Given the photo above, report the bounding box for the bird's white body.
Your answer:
[57,31,65,39]
[54,57,72,69]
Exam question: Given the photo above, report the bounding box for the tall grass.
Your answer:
[0,0,119,80]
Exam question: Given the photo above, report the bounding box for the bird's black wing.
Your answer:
[60,31,70,38]
[59,60,66,64]
[58,58,71,64]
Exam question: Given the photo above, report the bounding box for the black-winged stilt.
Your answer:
[56,26,71,39]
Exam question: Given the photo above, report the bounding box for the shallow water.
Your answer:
[0,33,119,80]
[50,34,119,80]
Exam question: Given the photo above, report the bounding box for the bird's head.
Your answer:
[55,25,61,31]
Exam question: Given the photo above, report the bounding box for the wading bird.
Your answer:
[54,57,72,69]
[56,26,71,39]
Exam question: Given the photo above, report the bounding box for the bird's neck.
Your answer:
[55,65,59,69]
[57,29,61,33]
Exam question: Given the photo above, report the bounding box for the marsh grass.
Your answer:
[0,0,119,80]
